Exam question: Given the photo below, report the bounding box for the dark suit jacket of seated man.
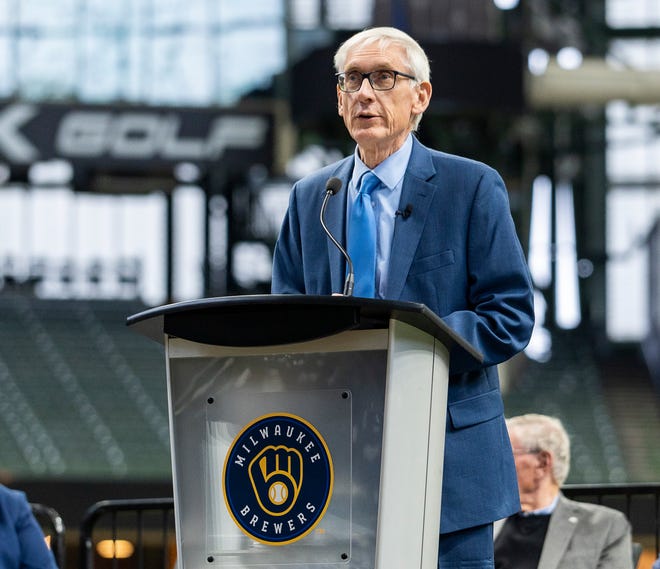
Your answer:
[271,25,535,567]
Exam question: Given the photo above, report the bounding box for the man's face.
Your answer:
[510,431,546,497]
[336,42,431,163]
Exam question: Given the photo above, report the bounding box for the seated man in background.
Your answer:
[0,483,58,569]
[494,413,633,569]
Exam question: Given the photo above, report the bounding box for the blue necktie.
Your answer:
[347,172,379,297]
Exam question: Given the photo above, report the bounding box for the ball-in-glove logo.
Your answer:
[223,413,333,545]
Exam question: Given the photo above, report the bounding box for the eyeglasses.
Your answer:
[512,448,542,456]
[336,69,417,93]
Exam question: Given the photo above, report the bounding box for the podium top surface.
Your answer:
[127,294,483,363]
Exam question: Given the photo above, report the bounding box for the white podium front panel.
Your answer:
[166,330,389,568]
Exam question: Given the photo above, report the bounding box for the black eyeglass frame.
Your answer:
[335,69,417,92]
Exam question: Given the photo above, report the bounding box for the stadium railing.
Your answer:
[77,485,660,568]
[31,502,66,568]
[79,497,175,569]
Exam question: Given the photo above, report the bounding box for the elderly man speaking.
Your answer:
[272,26,535,567]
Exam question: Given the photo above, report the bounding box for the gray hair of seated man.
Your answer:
[507,413,571,486]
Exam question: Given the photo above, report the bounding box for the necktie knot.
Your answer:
[359,172,379,197]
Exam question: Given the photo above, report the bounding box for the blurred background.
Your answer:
[0,0,659,566]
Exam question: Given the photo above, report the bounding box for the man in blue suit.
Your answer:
[272,26,534,568]
[0,483,58,569]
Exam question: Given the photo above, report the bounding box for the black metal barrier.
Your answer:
[79,497,175,569]
[76,485,660,569]
[31,502,66,568]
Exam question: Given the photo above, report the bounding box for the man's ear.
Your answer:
[537,450,553,472]
[412,81,432,115]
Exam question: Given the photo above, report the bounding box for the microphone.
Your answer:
[395,204,413,219]
[320,176,354,296]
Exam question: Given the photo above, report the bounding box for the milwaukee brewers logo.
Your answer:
[223,413,334,545]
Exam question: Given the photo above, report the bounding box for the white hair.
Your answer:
[507,414,571,486]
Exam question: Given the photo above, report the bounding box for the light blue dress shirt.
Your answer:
[521,494,560,516]
[348,134,414,298]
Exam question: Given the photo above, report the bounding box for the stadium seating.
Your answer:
[0,291,654,485]
[503,329,629,484]
[0,293,170,480]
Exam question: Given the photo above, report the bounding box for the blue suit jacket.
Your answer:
[0,484,58,569]
[272,137,535,533]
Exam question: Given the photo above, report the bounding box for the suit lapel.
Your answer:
[385,138,437,299]
[324,158,354,293]
[538,495,578,569]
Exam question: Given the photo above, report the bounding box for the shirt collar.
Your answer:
[351,133,414,192]
[520,494,560,517]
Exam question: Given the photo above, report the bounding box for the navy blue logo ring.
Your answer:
[223,413,334,545]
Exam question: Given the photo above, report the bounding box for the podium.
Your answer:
[128,295,482,569]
